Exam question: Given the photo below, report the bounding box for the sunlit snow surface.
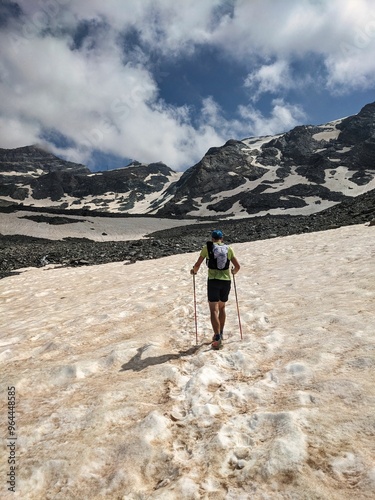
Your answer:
[1,224,375,499]
[0,211,207,241]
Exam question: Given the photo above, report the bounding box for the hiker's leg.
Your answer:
[209,301,220,335]
[218,301,226,333]
[218,281,231,335]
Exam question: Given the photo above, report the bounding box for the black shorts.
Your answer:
[207,279,231,302]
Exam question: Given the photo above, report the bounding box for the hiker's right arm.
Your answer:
[191,255,204,274]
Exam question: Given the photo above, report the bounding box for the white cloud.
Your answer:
[0,1,238,170]
[0,116,41,148]
[324,11,375,92]
[0,0,374,171]
[24,0,224,54]
[325,47,375,92]
[238,99,306,137]
[211,0,375,91]
[0,4,254,171]
[244,60,292,100]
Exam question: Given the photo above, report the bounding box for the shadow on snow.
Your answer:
[119,342,210,372]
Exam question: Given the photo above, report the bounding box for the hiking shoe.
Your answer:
[211,333,223,350]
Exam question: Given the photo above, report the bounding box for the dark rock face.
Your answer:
[269,125,319,164]
[337,102,375,144]
[0,145,89,174]
[0,145,90,201]
[30,162,174,201]
[0,145,176,212]
[156,140,268,216]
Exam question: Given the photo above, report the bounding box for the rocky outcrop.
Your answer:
[156,140,267,216]
[0,145,89,174]
[0,145,90,201]
[0,146,178,212]
[30,161,174,202]
[155,102,375,217]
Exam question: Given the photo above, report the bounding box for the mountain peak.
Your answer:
[1,102,375,217]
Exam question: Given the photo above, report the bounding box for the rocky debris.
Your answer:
[0,234,201,279]
[1,187,374,279]
[20,215,87,225]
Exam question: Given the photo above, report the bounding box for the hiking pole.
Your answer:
[192,272,198,345]
[232,271,243,341]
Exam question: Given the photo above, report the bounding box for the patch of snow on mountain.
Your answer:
[312,128,341,142]
[323,167,375,197]
[248,197,338,217]
[128,171,182,215]
[241,134,282,152]
[336,147,353,154]
[262,167,310,194]
[1,171,26,176]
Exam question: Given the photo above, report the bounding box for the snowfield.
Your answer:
[1,223,374,499]
[0,211,207,241]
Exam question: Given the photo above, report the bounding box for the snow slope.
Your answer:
[1,224,374,499]
[0,211,206,241]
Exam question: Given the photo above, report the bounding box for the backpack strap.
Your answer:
[206,241,215,268]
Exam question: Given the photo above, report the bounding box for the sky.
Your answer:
[0,0,375,172]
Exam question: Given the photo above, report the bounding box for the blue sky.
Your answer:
[0,0,375,172]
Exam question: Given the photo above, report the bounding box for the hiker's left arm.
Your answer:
[191,255,205,274]
[231,256,241,275]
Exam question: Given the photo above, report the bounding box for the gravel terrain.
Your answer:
[1,189,374,279]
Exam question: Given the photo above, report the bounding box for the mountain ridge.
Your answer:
[1,101,375,218]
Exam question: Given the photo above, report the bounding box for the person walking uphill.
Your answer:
[191,230,240,349]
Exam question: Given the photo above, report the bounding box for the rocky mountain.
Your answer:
[0,145,90,201]
[0,147,179,213]
[1,102,375,218]
[156,101,375,217]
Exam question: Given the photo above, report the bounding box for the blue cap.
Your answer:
[211,229,223,239]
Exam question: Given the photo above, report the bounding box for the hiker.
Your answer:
[190,229,240,348]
